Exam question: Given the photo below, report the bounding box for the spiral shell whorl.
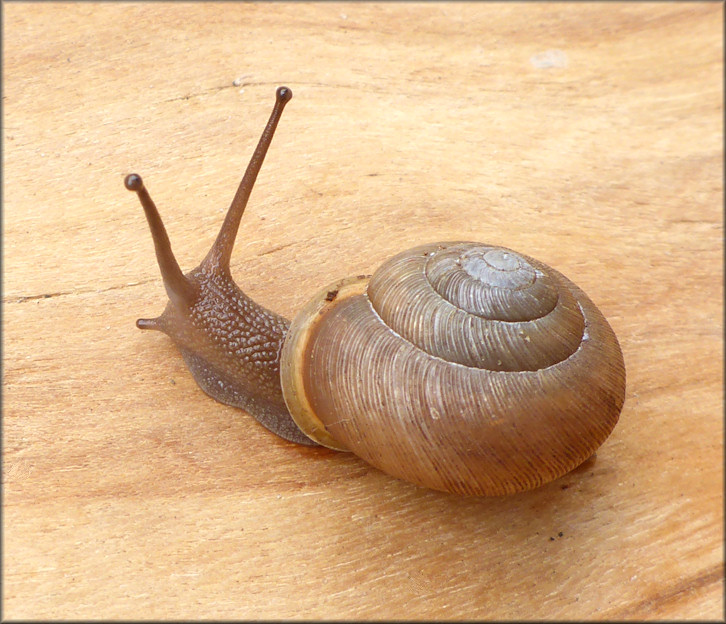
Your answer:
[280,242,626,496]
[367,243,585,372]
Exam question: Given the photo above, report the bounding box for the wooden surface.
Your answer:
[3,2,723,620]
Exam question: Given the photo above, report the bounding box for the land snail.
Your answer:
[125,86,626,496]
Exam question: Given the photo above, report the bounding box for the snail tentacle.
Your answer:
[124,174,197,310]
[203,86,293,273]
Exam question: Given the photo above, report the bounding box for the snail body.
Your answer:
[125,87,626,496]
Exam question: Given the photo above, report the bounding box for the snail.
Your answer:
[125,86,626,496]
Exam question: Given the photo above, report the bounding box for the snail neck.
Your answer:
[142,266,314,445]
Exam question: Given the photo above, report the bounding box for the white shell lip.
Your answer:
[279,274,371,451]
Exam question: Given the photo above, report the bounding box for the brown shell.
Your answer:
[280,242,626,496]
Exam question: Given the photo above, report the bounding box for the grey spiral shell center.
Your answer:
[463,248,534,285]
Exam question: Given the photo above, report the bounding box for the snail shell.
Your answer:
[281,242,625,496]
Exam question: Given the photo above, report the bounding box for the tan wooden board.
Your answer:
[3,2,723,620]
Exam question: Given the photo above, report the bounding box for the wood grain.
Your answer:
[3,2,722,620]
